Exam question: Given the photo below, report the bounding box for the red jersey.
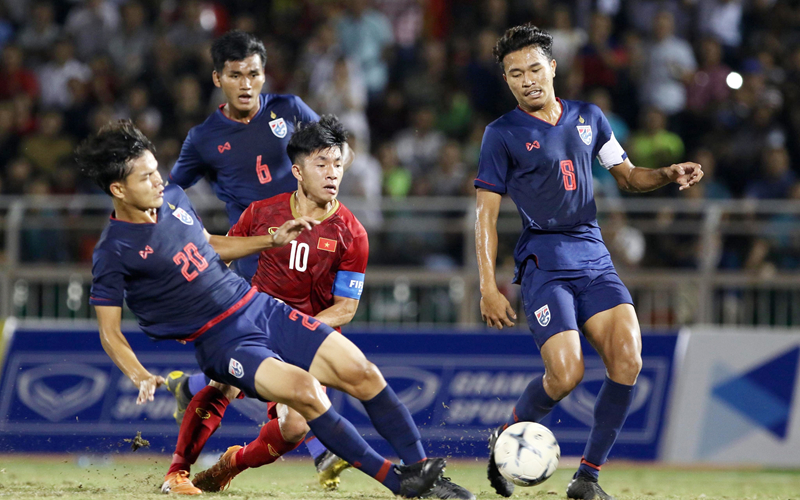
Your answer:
[229,192,368,317]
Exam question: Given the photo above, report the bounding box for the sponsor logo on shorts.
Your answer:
[195,408,211,419]
[535,304,551,327]
[229,358,244,379]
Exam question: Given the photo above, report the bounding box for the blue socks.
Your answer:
[362,385,425,463]
[188,373,210,396]
[304,432,328,460]
[506,375,558,427]
[578,376,635,479]
[308,406,400,494]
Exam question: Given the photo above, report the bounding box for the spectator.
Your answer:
[21,110,74,173]
[627,107,685,171]
[427,140,469,197]
[394,106,445,176]
[311,57,369,148]
[465,29,516,118]
[690,148,731,200]
[338,131,382,230]
[16,1,60,65]
[37,38,91,109]
[378,142,412,198]
[588,87,628,199]
[686,37,731,117]
[337,0,394,100]
[0,44,39,100]
[640,10,697,116]
[63,0,120,61]
[63,79,93,140]
[745,146,796,200]
[302,22,348,98]
[165,0,212,54]
[403,39,448,108]
[695,0,744,50]
[108,1,153,82]
[549,4,587,77]
[0,100,19,169]
[4,157,34,194]
[575,13,627,90]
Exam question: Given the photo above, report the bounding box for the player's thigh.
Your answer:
[195,331,283,401]
[580,276,642,385]
[208,379,241,401]
[307,331,386,399]
[262,297,335,372]
[520,264,581,349]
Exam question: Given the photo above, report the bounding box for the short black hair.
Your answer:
[75,119,155,196]
[493,23,553,67]
[211,30,267,73]
[287,115,348,165]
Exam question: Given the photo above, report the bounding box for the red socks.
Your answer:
[169,386,230,474]
[234,418,303,470]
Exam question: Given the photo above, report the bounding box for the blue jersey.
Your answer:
[475,99,628,276]
[89,184,253,340]
[169,93,320,227]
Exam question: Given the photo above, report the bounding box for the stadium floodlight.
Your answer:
[726,71,743,90]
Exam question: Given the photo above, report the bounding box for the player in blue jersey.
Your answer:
[168,30,353,281]
[475,25,703,500]
[167,30,353,481]
[78,120,445,497]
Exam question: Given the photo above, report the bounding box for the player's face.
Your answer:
[213,54,265,114]
[502,46,557,112]
[113,150,164,211]
[295,146,344,205]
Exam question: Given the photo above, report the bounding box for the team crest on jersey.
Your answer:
[535,304,551,327]
[229,358,244,379]
[172,207,194,225]
[577,125,593,145]
[269,118,287,138]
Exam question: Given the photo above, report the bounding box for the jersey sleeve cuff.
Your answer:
[474,178,506,194]
[333,271,365,300]
[90,296,123,307]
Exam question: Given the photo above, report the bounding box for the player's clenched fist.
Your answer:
[481,290,517,329]
[271,216,319,247]
[666,162,704,191]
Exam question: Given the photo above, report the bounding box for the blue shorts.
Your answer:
[519,262,633,349]
[193,292,333,401]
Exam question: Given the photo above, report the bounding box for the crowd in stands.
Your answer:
[1,0,799,271]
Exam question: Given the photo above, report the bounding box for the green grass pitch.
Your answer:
[0,454,798,500]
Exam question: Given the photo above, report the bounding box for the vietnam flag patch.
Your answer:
[318,237,337,252]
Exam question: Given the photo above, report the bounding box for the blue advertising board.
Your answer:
[0,321,678,461]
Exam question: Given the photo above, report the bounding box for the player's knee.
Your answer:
[346,360,385,400]
[609,349,642,385]
[279,412,309,443]
[545,360,584,399]
[288,376,326,416]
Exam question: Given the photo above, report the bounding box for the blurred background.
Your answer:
[0,0,798,327]
[0,0,799,469]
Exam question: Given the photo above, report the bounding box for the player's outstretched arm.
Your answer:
[95,305,165,405]
[609,158,704,193]
[314,296,360,328]
[205,216,319,262]
[476,189,517,329]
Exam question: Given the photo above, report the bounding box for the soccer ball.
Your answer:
[493,422,560,486]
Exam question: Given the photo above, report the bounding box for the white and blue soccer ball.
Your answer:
[493,422,560,486]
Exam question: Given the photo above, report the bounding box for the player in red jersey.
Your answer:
[168,117,473,500]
